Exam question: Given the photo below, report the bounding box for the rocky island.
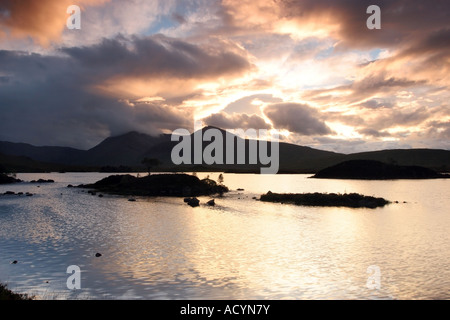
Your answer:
[77,173,228,197]
[0,173,21,184]
[311,160,449,180]
[260,191,390,209]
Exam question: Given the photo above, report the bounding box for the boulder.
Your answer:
[185,197,200,207]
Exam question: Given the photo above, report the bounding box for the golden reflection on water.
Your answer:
[0,173,449,299]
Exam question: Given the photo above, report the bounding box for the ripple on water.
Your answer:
[0,173,449,299]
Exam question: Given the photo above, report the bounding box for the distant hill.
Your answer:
[0,141,85,165]
[0,153,95,173]
[342,149,450,172]
[312,160,449,180]
[1,127,449,173]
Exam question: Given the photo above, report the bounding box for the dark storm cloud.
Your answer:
[279,0,449,48]
[264,103,332,136]
[395,27,450,74]
[62,35,252,81]
[0,35,253,148]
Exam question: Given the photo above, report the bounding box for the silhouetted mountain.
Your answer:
[1,128,449,173]
[312,160,449,180]
[84,131,164,166]
[0,141,85,165]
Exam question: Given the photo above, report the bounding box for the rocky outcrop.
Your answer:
[0,173,21,184]
[260,191,390,209]
[78,174,228,197]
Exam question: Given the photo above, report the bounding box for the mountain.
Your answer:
[0,127,449,173]
[0,132,166,168]
[139,126,343,173]
[83,131,165,166]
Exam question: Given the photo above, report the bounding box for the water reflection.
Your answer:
[0,173,449,299]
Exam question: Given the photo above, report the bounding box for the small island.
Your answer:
[77,173,228,197]
[260,191,390,209]
[311,160,449,180]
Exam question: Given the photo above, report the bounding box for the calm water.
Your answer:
[0,172,449,300]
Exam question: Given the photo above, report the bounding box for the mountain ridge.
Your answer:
[1,128,449,173]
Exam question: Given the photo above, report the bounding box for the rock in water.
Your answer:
[186,197,200,207]
[207,199,215,206]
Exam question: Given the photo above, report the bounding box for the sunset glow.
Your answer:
[0,0,448,153]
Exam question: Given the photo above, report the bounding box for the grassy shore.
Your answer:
[260,191,390,209]
[0,283,34,300]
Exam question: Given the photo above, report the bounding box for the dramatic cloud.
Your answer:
[203,112,271,130]
[63,35,252,81]
[264,103,332,136]
[0,0,448,152]
[0,34,253,148]
[0,0,109,46]
[248,0,449,48]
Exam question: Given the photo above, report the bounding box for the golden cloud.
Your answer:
[0,0,109,46]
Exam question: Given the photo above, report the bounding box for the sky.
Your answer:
[0,0,449,153]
